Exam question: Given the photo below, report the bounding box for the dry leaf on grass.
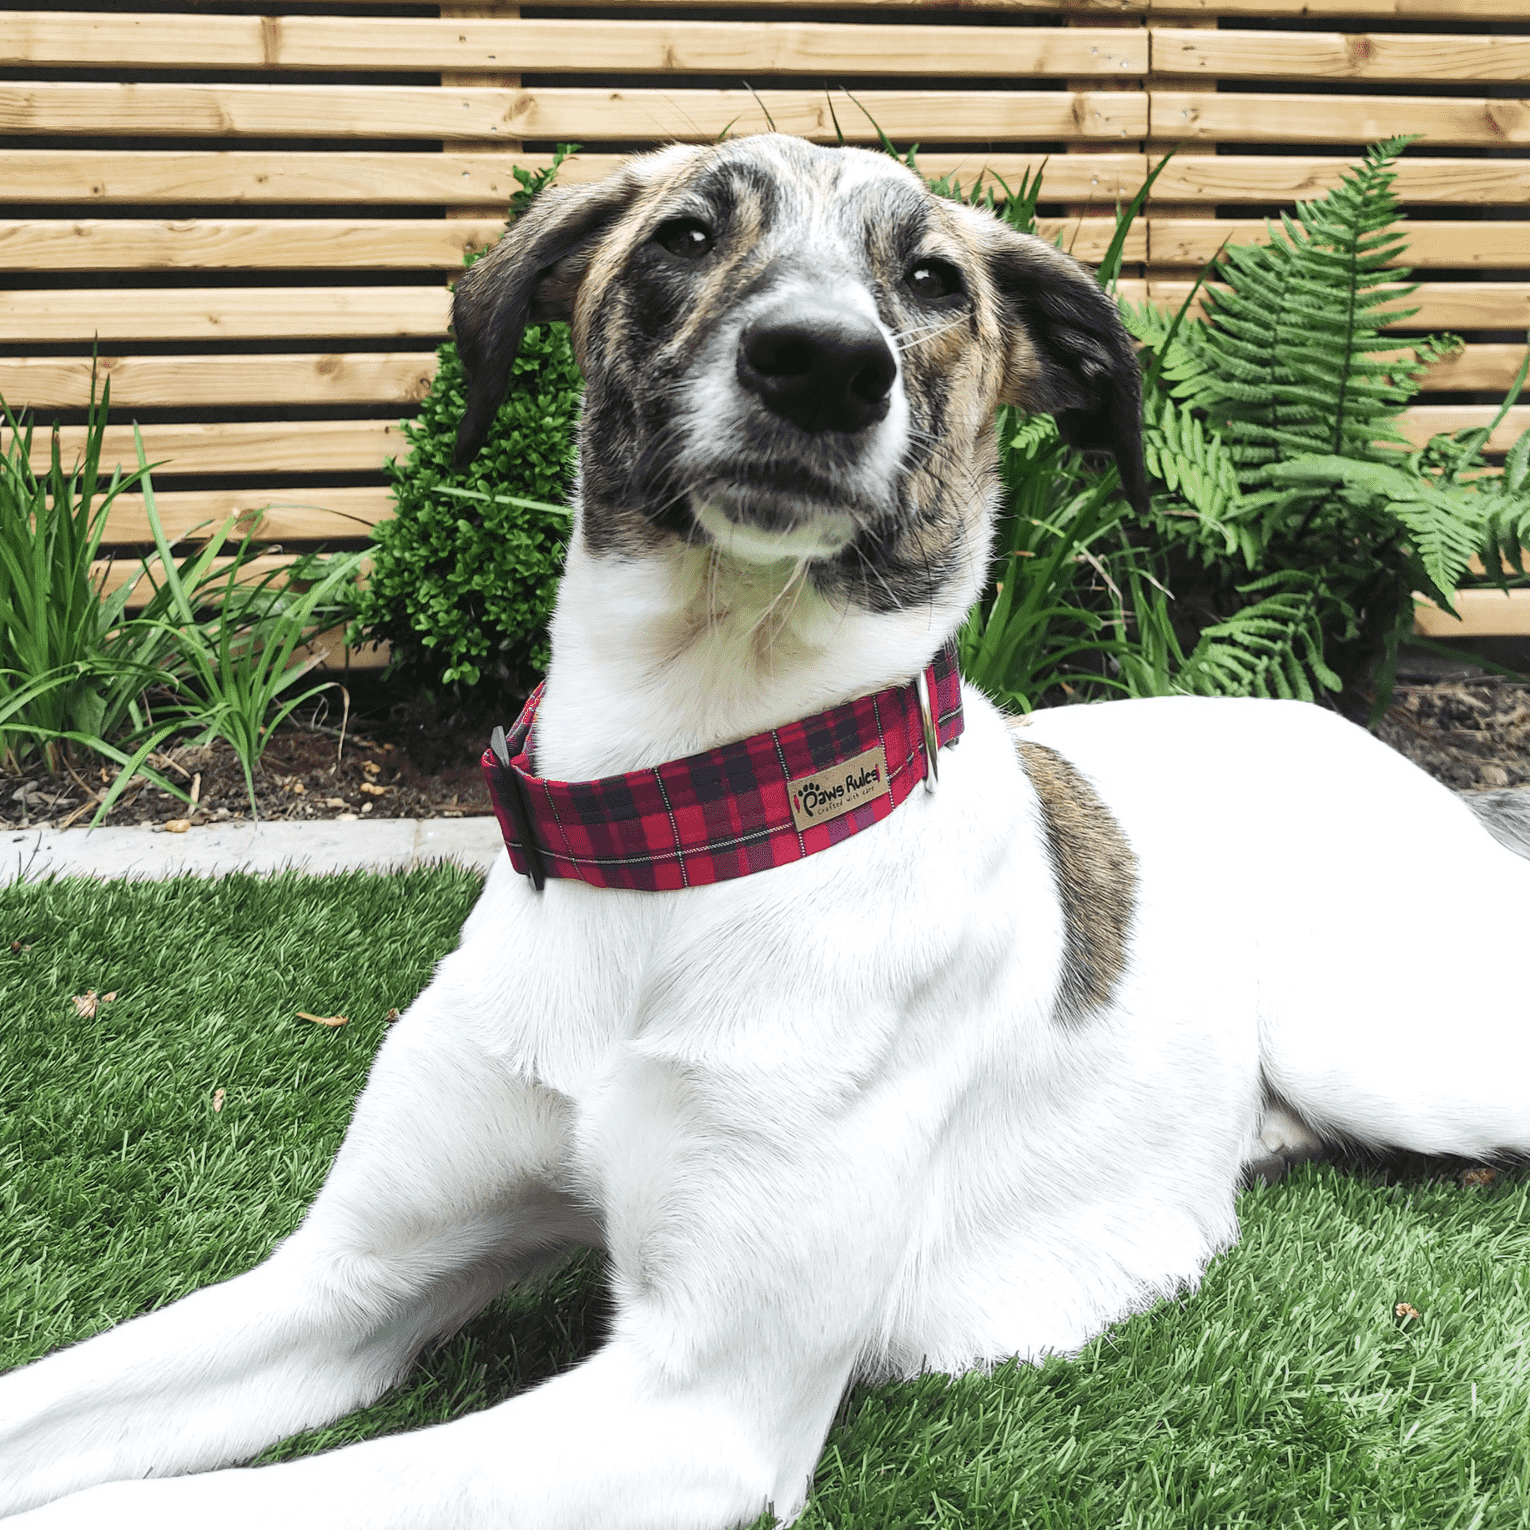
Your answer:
[296,1010,348,1028]
[212,1088,225,1112]
[10,940,31,953]
[70,989,117,1018]
[384,1007,402,1026]
[1395,1301,1421,1320]
[1462,1166,1496,1187]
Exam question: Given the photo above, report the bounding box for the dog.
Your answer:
[2,132,1529,1530]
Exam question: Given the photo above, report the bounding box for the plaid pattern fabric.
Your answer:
[483,643,964,892]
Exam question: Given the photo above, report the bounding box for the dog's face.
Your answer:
[453,134,1145,614]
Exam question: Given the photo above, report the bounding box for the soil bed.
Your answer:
[1375,677,1530,793]
[3,673,1527,833]
[1,690,499,832]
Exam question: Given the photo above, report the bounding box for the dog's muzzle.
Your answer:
[736,302,896,436]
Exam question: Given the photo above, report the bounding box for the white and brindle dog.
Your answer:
[3,133,1529,1529]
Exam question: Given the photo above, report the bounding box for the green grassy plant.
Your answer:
[125,445,364,815]
[0,384,168,772]
[4,869,1530,1526]
[0,388,367,819]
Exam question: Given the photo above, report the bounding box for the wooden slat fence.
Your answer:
[1,0,1527,640]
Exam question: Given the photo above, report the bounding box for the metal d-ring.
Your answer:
[917,667,939,793]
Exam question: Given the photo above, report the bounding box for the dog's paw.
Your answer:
[1243,1103,1327,1186]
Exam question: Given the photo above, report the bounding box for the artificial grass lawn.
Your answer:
[3,869,1529,1527]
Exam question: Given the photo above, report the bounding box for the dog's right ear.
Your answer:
[450,167,650,469]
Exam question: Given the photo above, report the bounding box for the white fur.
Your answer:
[4,155,1530,1530]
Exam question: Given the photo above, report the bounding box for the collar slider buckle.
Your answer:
[917,668,940,794]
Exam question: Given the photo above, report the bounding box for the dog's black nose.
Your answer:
[737,307,897,435]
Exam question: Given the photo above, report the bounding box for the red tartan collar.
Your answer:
[483,643,964,892]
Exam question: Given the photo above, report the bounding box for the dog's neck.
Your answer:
[533,532,974,780]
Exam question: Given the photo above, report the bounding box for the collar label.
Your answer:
[788,743,890,831]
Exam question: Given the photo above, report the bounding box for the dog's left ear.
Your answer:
[450,164,654,469]
[985,231,1149,516]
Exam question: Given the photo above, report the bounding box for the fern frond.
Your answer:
[1161,140,1425,488]
[1174,571,1341,701]
[1265,453,1488,607]
[1141,389,1241,551]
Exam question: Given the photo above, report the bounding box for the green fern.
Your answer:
[1174,572,1341,702]
[1139,388,1241,555]
[1482,426,1530,578]
[1263,456,1486,612]
[1158,139,1456,483]
[1121,139,1530,710]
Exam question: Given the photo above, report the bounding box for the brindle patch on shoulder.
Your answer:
[1014,739,1137,1025]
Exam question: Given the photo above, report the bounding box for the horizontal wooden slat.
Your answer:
[0,216,1145,275]
[1415,344,1530,392]
[299,625,391,674]
[0,84,1148,143]
[0,353,440,411]
[545,0,1499,13]
[0,287,450,342]
[100,487,395,546]
[1148,156,1530,207]
[1157,0,1527,19]
[0,15,1147,77]
[1377,284,1530,331]
[1153,92,1530,148]
[1153,29,1530,83]
[95,550,301,601]
[0,220,504,273]
[1414,588,1530,638]
[0,150,557,206]
[6,149,1526,210]
[333,0,1151,10]
[1149,220,1530,269]
[882,154,1150,203]
[0,149,1153,207]
[1133,279,1530,331]
[30,420,406,477]
[1397,405,1530,450]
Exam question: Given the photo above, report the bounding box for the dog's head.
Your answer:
[453,134,1145,613]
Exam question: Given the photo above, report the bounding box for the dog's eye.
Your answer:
[654,218,714,260]
[906,259,963,301]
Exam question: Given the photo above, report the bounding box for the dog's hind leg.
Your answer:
[1255,782,1530,1164]
[0,967,597,1519]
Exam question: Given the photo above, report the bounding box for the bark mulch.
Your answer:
[1,694,496,832]
[1376,678,1530,794]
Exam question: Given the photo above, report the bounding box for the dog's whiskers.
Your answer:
[889,314,969,353]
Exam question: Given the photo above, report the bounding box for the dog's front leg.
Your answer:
[0,868,611,1520]
[5,995,911,1530]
